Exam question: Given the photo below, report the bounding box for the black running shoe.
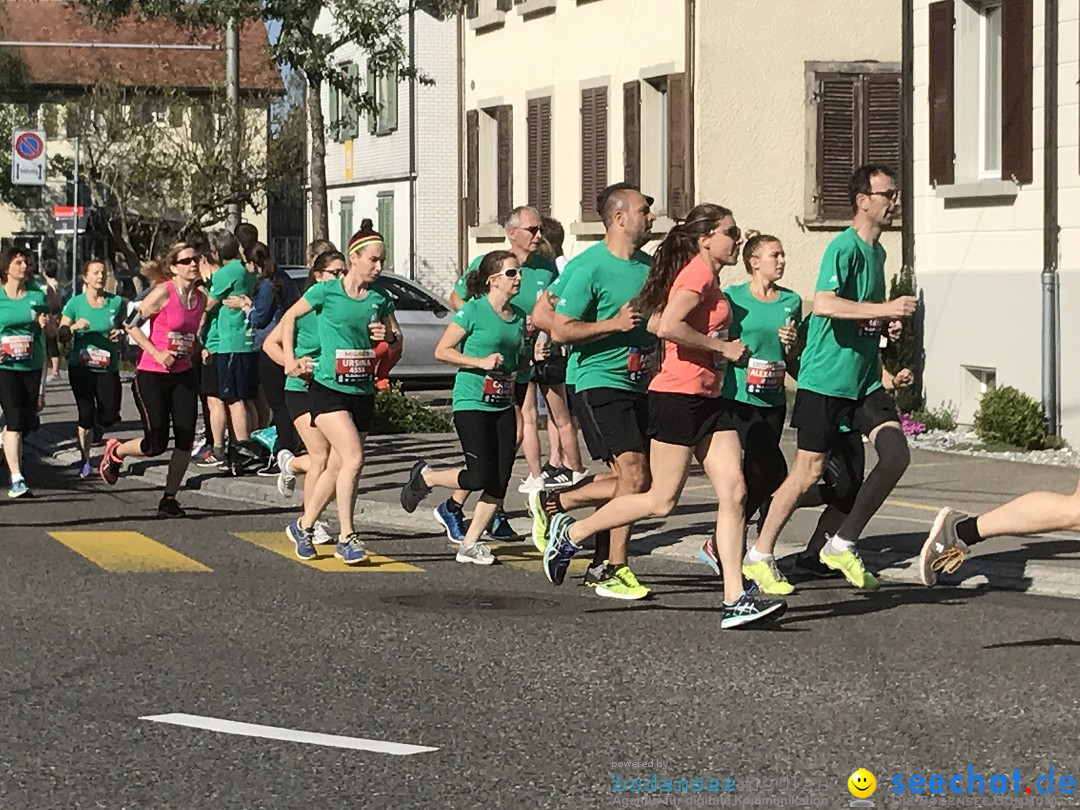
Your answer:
[157,495,187,518]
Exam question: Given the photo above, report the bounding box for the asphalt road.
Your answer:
[2,458,1078,810]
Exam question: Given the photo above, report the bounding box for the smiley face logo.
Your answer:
[848,769,877,798]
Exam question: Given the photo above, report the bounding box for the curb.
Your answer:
[25,429,1080,601]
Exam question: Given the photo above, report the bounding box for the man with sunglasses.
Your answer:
[742,165,917,592]
[445,205,559,540]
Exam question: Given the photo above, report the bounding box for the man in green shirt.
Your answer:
[747,165,917,591]
[199,229,260,470]
[542,183,657,600]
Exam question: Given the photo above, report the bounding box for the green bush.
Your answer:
[909,402,957,432]
[974,386,1047,450]
[372,383,451,434]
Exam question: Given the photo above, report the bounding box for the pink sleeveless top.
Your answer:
[137,281,205,374]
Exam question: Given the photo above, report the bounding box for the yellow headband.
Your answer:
[348,235,383,254]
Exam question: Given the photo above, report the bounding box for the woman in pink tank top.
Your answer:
[99,243,206,518]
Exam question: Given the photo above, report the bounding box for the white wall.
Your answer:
[913,1,1080,441]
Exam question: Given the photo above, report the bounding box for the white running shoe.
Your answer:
[312,521,335,545]
[276,449,296,497]
[517,474,544,494]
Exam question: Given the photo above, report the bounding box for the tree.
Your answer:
[55,82,271,273]
[882,265,923,413]
[77,0,465,241]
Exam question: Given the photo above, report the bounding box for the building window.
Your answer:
[339,198,354,253]
[927,0,1032,187]
[466,104,512,227]
[368,65,398,136]
[624,75,688,220]
[377,192,395,271]
[805,62,901,222]
[527,96,552,216]
[580,86,608,222]
[328,63,359,143]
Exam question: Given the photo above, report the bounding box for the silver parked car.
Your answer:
[282,267,454,384]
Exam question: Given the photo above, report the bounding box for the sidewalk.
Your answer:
[24,375,1080,600]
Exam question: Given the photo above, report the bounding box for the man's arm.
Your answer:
[550,303,640,345]
[813,291,916,321]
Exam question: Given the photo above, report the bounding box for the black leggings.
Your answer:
[741,406,789,522]
[0,368,41,433]
[453,408,517,500]
[68,367,122,430]
[259,350,297,454]
[192,351,213,447]
[133,368,198,457]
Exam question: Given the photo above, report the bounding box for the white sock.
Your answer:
[826,534,855,554]
[745,546,772,563]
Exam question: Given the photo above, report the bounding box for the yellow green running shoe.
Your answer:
[742,558,795,595]
[527,489,549,553]
[819,547,880,590]
[594,564,651,601]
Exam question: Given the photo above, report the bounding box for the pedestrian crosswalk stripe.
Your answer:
[232,532,423,572]
[46,531,212,573]
[490,544,591,576]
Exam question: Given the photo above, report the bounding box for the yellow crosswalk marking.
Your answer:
[47,531,212,573]
[491,544,591,576]
[233,532,423,572]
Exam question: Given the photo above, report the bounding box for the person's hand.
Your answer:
[718,339,750,364]
[777,323,798,350]
[107,328,125,342]
[533,337,551,362]
[887,319,903,342]
[611,302,642,333]
[368,320,388,342]
[154,349,177,369]
[884,296,917,319]
[201,348,211,363]
[36,312,51,330]
[288,356,315,378]
[478,353,504,371]
[223,295,251,311]
[70,318,91,332]
[893,368,914,388]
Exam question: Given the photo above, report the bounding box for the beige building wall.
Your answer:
[464,0,685,264]
[695,1,902,296]
[912,1,1080,442]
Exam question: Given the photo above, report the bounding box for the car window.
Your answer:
[374,276,440,311]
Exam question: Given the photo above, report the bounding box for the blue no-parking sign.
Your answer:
[11,129,46,186]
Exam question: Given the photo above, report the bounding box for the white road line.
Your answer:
[140,713,439,756]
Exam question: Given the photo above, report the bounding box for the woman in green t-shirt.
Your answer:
[0,246,55,498]
[59,259,127,478]
[701,231,802,594]
[262,248,345,548]
[278,228,400,565]
[399,250,527,566]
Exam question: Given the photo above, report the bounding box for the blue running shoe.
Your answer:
[8,478,29,498]
[400,459,431,513]
[486,510,522,542]
[543,513,581,586]
[696,538,720,576]
[335,532,368,565]
[434,499,467,544]
[286,518,317,561]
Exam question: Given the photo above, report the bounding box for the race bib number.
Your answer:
[482,371,514,406]
[80,347,112,369]
[335,348,376,385]
[627,346,656,382]
[746,358,786,395]
[1,335,33,361]
[166,331,195,359]
[856,318,883,338]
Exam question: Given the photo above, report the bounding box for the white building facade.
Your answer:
[313,6,460,297]
[913,0,1079,439]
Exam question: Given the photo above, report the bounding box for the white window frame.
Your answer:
[977,1,1002,179]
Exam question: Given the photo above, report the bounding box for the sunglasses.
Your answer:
[866,188,899,202]
[493,266,521,279]
[174,256,198,266]
[521,226,543,236]
[718,225,741,241]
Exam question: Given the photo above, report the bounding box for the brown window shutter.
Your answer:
[863,73,902,172]
[527,97,552,216]
[496,104,514,225]
[623,81,641,188]
[1001,0,1032,184]
[466,0,478,19]
[666,73,688,219]
[815,72,859,220]
[497,0,512,10]
[466,109,479,227]
[927,0,955,186]
[581,87,607,222]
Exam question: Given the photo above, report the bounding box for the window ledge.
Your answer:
[468,10,507,31]
[935,180,1019,200]
[517,0,556,15]
[470,223,506,241]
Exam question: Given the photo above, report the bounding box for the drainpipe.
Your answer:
[409,7,418,280]
[684,0,695,205]
[1043,0,1060,435]
[456,10,466,276]
[901,0,915,272]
